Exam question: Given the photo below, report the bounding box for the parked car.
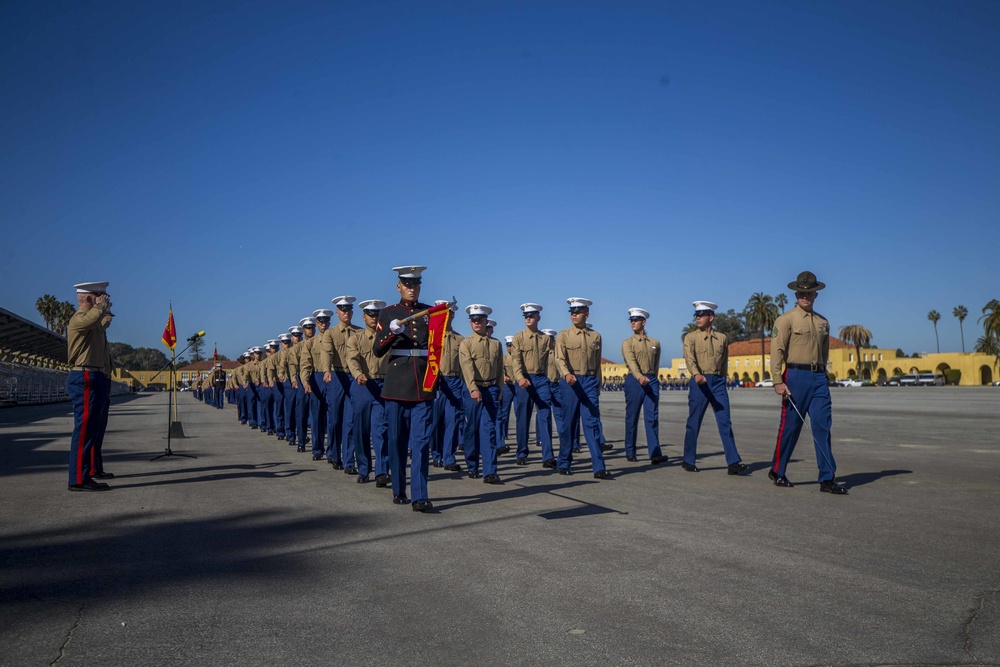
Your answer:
[917,373,945,386]
[887,376,903,387]
[836,378,864,388]
[898,374,920,387]
[993,380,1000,387]
[755,379,774,388]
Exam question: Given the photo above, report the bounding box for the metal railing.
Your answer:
[0,362,129,405]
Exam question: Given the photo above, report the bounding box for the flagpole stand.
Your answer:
[150,337,200,461]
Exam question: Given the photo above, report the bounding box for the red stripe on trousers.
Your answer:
[77,371,91,484]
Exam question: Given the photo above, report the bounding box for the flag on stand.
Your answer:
[421,302,452,392]
[161,307,177,350]
[213,344,218,362]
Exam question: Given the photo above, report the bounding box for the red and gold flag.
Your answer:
[422,302,452,392]
[161,308,177,350]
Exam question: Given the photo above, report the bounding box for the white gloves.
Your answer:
[389,319,405,334]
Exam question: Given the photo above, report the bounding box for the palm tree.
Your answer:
[775,293,788,313]
[980,299,1000,340]
[52,301,76,335]
[680,322,699,342]
[975,335,1000,373]
[839,325,872,380]
[745,293,779,376]
[953,305,968,354]
[927,310,941,353]
[35,294,58,330]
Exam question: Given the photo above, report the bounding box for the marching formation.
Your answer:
[201,265,849,510]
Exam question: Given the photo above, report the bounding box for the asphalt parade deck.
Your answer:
[1,387,998,667]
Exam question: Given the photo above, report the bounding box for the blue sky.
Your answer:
[2,0,998,361]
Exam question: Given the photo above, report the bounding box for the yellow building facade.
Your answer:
[602,338,998,386]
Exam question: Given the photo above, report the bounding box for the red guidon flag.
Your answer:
[422,302,452,392]
[161,308,177,350]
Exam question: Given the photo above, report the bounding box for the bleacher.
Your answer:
[0,361,129,406]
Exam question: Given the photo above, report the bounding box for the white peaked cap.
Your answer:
[393,265,427,279]
[312,309,334,319]
[359,299,387,311]
[465,304,493,317]
[278,333,291,342]
[504,335,514,344]
[289,326,303,334]
[542,328,558,337]
[331,295,356,306]
[628,308,650,320]
[74,281,109,293]
[298,317,315,327]
[693,300,718,312]
[520,303,543,313]
[487,319,497,328]
[567,297,593,308]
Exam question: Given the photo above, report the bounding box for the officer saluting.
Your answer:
[373,265,437,512]
[66,281,113,491]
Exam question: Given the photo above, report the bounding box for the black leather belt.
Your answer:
[369,375,385,380]
[786,363,826,372]
[478,381,497,387]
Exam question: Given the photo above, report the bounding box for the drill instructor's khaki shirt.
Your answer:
[770,305,830,380]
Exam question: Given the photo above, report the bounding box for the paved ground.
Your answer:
[1,387,998,667]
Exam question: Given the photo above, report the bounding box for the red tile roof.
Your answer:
[727,337,851,356]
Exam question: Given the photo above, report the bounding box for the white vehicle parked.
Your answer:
[917,373,945,386]
[837,378,864,388]
[755,379,774,388]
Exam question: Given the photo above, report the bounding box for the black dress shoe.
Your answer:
[468,471,482,479]
[558,468,573,475]
[515,458,527,466]
[297,446,306,452]
[94,471,115,479]
[304,437,311,445]
[650,455,667,465]
[728,462,749,475]
[599,442,613,452]
[431,460,443,468]
[312,454,323,461]
[593,469,613,480]
[483,474,503,484]
[333,462,345,470]
[497,445,511,455]
[820,479,848,495]
[412,499,433,512]
[375,474,391,488]
[277,435,285,441]
[267,430,275,436]
[768,470,794,487]
[356,474,370,484]
[443,463,462,472]
[344,466,358,475]
[392,494,410,505]
[681,462,700,472]
[625,455,638,462]
[68,480,110,492]
[250,425,259,430]
[542,459,557,469]
[572,446,582,453]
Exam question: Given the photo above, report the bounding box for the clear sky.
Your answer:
[2,0,998,361]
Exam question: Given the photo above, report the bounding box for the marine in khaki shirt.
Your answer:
[439,324,465,378]
[459,321,505,397]
[511,307,552,384]
[346,315,390,381]
[682,328,728,377]
[67,295,111,370]
[300,312,330,391]
[770,304,830,382]
[555,324,603,383]
[622,326,661,383]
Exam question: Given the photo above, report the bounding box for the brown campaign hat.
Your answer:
[787,270,826,292]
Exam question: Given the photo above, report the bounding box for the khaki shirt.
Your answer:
[682,329,728,376]
[439,330,465,376]
[299,335,323,383]
[622,333,661,379]
[320,322,362,373]
[503,354,517,385]
[275,347,291,382]
[286,341,302,384]
[546,344,561,383]
[555,326,602,381]
[67,302,110,369]
[458,332,504,394]
[511,328,552,380]
[346,327,389,379]
[245,359,259,385]
[770,305,830,379]
[102,323,114,375]
[264,353,279,384]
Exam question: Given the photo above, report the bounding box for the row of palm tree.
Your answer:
[34,294,77,336]
[928,300,999,357]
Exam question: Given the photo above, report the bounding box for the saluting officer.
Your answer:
[66,281,113,491]
[346,300,391,486]
[432,300,465,472]
[770,272,848,494]
[459,304,505,484]
[322,296,362,474]
[621,308,666,464]
[300,310,331,461]
[373,265,437,512]
[682,301,747,474]
[511,303,555,468]
[554,298,611,479]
